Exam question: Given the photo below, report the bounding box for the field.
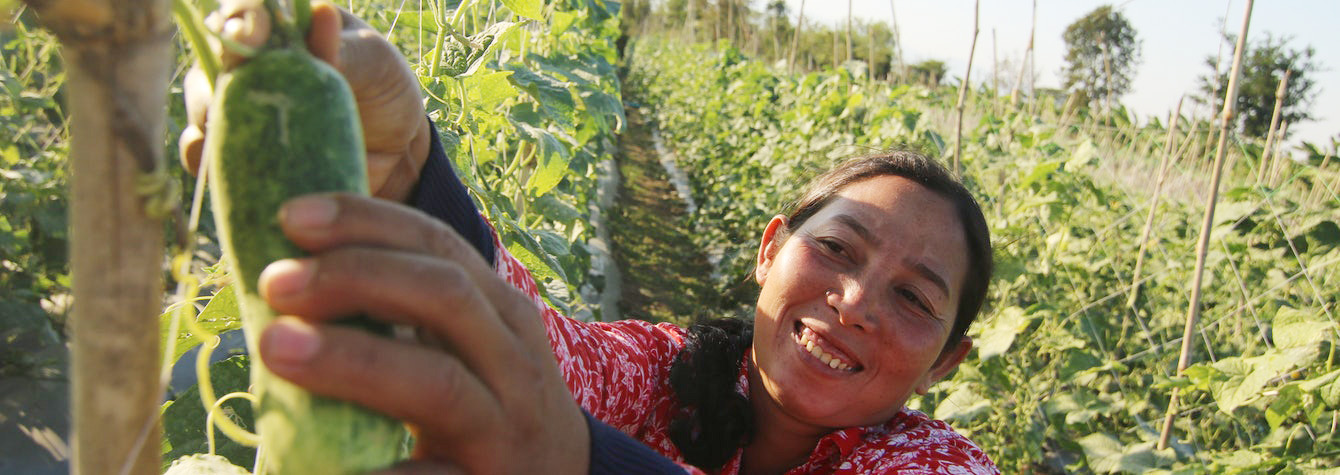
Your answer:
[2,0,1338,473]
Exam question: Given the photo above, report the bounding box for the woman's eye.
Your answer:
[899,288,931,313]
[820,239,845,254]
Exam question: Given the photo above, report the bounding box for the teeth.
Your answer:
[798,327,855,371]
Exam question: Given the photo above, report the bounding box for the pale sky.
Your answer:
[782,0,1339,150]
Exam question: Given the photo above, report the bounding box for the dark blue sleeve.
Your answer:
[409,118,496,266]
[584,411,689,475]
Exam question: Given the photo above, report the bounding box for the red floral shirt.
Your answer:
[490,232,1000,474]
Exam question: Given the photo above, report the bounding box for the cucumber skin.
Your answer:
[206,48,407,474]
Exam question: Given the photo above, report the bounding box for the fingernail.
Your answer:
[259,258,314,298]
[282,195,338,229]
[263,317,321,368]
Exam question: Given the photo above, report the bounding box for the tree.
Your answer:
[1198,34,1319,138]
[1060,5,1140,111]
[908,59,946,87]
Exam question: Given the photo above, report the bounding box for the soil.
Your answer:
[607,106,715,325]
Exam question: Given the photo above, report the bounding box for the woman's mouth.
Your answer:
[793,322,861,372]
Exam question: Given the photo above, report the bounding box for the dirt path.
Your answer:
[607,107,714,325]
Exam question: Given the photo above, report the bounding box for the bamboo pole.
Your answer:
[846,0,853,64]
[991,28,998,113]
[1158,0,1254,451]
[1257,70,1291,183]
[789,0,806,73]
[1268,121,1290,187]
[889,0,905,80]
[1010,0,1036,107]
[1128,98,1185,308]
[952,0,980,175]
[18,1,172,474]
[866,23,876,82]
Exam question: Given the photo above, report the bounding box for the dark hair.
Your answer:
[667,150,994,470]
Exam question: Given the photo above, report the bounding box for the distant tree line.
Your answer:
[622,1,1323,139]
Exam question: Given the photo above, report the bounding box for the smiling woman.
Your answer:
[659,152,998,474]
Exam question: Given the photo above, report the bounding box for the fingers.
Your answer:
[307,2,343,66]
[206,0,271,70]
[257,248,529,397]
[258,318,500,446]
[274,194,544,342]
[179,66,214,175]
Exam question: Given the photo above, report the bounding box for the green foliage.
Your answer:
[0,7,70,380]
[1061,5,1140,111]
[629,38,1339,474]
[1198,34,1320,139]
[161,355,256,471]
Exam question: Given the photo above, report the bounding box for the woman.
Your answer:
[183,4,999,473]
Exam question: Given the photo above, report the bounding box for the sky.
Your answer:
[781,0,1339,150]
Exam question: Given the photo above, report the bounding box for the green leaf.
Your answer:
[1078,435,1170,474]
[511,121,571,196]
[974,306,1032,359]
[160,285,243,365]
[932,385,991,423]
[1065,140,1099,170]
[1020,161,1062,189]
[162,356,255,470]
[499,0,543,21]
[1205,347,1317,413]
[465,70,519,105]
[1272,306,1335,349]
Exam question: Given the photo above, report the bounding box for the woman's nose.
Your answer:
[829,282,877,332]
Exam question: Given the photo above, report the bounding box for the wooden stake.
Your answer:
[18,1,172,474]
[952,0,980,175]
[992,28,999,113]
[1269,121,1290,187]
[1257,70,1291,183]
[1159,0,1254,451]
[868,22,875,82]
[846,0,854,64]
[789,0,806,73]
[889,0,905,80]
[1128,98,1184,308]
[1010,0,1036,107]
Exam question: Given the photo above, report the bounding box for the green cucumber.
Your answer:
[204,38,406,475]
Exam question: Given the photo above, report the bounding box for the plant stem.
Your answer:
[172,0,220,85]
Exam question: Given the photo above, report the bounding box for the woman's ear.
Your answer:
[915,336,973,395]
[755,215,789,285]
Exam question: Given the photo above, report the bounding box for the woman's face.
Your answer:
[750,175,973,430]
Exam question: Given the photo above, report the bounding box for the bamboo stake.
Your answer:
[18,1,172,475]
[1158,0,1254,451]
[1010,0,1036,107]
[1257,70,1291,183]
[1128,98,1185,308]
[789,0,806,73]
[992,28,999,113]
[846,0,853,64]
[952,0,980,175]
[889,0,905,80]
[1269,120,1290,187]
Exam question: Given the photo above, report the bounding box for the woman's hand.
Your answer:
[179,1,430,203]
[255,193,589,474]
